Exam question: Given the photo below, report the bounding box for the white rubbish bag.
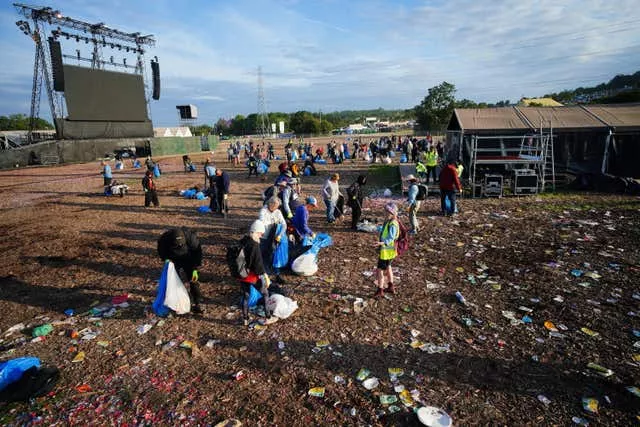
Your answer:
[291,253,318,276]
[163,261,191,314]
[266,294,299,319]
[383,188,392,197]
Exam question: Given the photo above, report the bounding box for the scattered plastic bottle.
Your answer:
[537,394,551,406]
[455,291,467,305]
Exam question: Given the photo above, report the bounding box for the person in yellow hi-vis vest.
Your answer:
[415,161,427,181]
[424,146,439,184]
[374,203,400,298]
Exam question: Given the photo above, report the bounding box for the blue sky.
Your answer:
[1,0,639,126]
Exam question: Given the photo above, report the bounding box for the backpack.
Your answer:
[416,184,428,201]
[395,220,410,256]
[226,242,248,278]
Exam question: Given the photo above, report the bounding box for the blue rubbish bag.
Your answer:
[272,223,289,269]
[400,154,408,163]
[197,205,212,213]
[388,151,396,158]
[307,232,333,257]
[0,357,41,392]
[189,164,197,172]
[183,189,196,198]
[300,153,307,160]
[257,163,268,175]
[133,160,141,168]
[316,159,327,165]
[444,194,453,214]
[153,164,161,178]
[152,262,171,317]
[303,166,312,176]
[344,151,351,159]
[195,191,205,200]
[247,284,261,308]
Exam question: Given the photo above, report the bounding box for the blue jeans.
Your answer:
[324,198,336,222]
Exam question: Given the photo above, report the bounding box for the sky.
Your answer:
[1,0,639,126]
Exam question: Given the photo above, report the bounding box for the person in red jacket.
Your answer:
[439,159,462,216]
[142,170,160,207]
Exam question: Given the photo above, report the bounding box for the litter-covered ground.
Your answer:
[0,145,639,426]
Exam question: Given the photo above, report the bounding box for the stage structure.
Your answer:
[14,3,158,143]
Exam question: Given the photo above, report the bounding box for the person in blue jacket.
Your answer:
[101,160,112,194]
[292,196,318,244]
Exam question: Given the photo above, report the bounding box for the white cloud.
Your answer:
[1,0,639,123]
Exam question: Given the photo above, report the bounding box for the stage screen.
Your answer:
[63,65,148,122]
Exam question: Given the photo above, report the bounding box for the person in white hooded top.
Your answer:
[322,173,343,224]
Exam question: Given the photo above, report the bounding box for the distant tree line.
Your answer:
[0,114,54,131]
[203,108,415,137]
[544,70,640,104]
[198,70,640,136]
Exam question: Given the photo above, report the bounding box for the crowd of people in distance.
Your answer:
[98,134,465,324]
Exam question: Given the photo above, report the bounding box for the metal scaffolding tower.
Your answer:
[13,3,155,144]
[256,66,270,138]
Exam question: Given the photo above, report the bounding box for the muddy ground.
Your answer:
[0,139,639,426]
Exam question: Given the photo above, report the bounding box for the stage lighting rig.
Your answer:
[13,2,156,143]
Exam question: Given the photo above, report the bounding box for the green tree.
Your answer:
[230,114,246,135]
[213,118,230,135]
[455,99,478,108]
[0,114,54,131]
[414,82,456,131]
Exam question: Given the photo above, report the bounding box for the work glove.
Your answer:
[275,235,281,243]
[165,259,170,264]
[311,233,316,240]
[191,270,199,282]
[287,213,293,219]
[224,194,228,200]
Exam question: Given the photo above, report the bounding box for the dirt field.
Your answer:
[0,139,639,426]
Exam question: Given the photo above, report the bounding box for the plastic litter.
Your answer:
[626,386,640,398]
[416,406,452,427]
[353,298,367,314]
[586,362,613,377]
[32,324,53,337]
[356,368,370,381]
[72,351,85,363]
[537,394,551,406]
[136,324,152,335]
[580,327,599,337]
[379,394,398,405]
[215,419,242,427]
[362,377,379,390]
[572,416,589,426]
[308,387,325,397]
[399,389,415,406]
[266,294,298,319]
[582,397,598,414]
[420,343,451,354]
[454,291,467,305]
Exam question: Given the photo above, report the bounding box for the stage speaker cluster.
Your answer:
[151,59,160,100]
[49,37,65,92]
